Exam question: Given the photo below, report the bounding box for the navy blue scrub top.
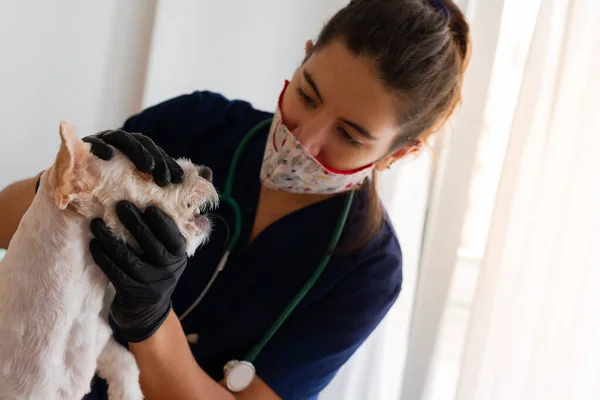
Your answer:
[85,90,403,400]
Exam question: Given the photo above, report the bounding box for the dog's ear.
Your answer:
[52,121,96,210]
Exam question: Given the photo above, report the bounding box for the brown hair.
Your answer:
[312,0,471,252]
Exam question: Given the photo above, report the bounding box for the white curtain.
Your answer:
[455,0,600,399]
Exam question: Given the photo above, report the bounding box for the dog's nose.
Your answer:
[197,166,213,182]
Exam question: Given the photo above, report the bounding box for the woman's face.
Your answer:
[280,40,412,172]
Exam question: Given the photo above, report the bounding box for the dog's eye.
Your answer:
[187,202,192,208]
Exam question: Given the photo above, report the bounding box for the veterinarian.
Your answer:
[0,1,470,399]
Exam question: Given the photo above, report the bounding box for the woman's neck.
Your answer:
[247,184,338,245]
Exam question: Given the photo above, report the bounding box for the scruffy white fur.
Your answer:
[0,122,218,400]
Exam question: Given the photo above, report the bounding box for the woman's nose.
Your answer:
[294,117,331,157]
[197,166,213,182]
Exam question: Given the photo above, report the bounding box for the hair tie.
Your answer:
[427,0,451,18]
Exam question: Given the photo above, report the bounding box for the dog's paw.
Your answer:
[98,335,143,400]
[107,380,144,400]
[106,361,143,400]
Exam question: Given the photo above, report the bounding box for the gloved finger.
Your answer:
[145,205,187,258]
[101,130,155,173]
[90,238,135,289]
[159,147,185,184]
[130,133,170,187]
[90,218,142,271]
[82,136,114,160]
[94,129,115,137]
[115,201,170,262]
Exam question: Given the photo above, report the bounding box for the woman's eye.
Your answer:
[338,127,362,147]
[297,88,317,108]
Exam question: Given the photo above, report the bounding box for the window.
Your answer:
[424,1,542,398]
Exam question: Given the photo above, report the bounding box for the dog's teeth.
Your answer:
[196,197,218,215]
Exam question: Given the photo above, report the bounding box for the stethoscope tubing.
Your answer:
[176,117,355,392]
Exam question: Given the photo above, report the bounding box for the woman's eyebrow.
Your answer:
[340,119,376,140]
[303,69,324,104]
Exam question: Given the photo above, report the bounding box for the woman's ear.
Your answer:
[374,141,422,171]
[305,39,314,55]
[301,40,316,66]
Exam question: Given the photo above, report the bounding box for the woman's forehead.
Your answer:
[301,41,402,140]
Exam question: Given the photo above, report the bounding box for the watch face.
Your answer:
[226,361,256,392]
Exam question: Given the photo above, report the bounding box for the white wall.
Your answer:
[0,0,156,188]
[143,0,348,112]
[0,0,346,187]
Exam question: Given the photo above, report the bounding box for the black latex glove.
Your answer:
[82,129,184,187]
[34,129,183,194]
[89,200,188,343]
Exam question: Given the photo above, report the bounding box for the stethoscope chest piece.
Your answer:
[224,360,256,392]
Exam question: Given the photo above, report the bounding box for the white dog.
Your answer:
[0,122,218,400]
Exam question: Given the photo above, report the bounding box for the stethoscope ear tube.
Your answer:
[178,251,230,321]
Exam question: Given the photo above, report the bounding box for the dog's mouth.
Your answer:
[188,197,218,235]
[192,208,210,232]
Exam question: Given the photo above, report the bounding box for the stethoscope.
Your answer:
[177,117,355,393]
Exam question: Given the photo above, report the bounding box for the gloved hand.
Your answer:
[82,129,184,187]
[89,200,188,343]
[35,129,183,194]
